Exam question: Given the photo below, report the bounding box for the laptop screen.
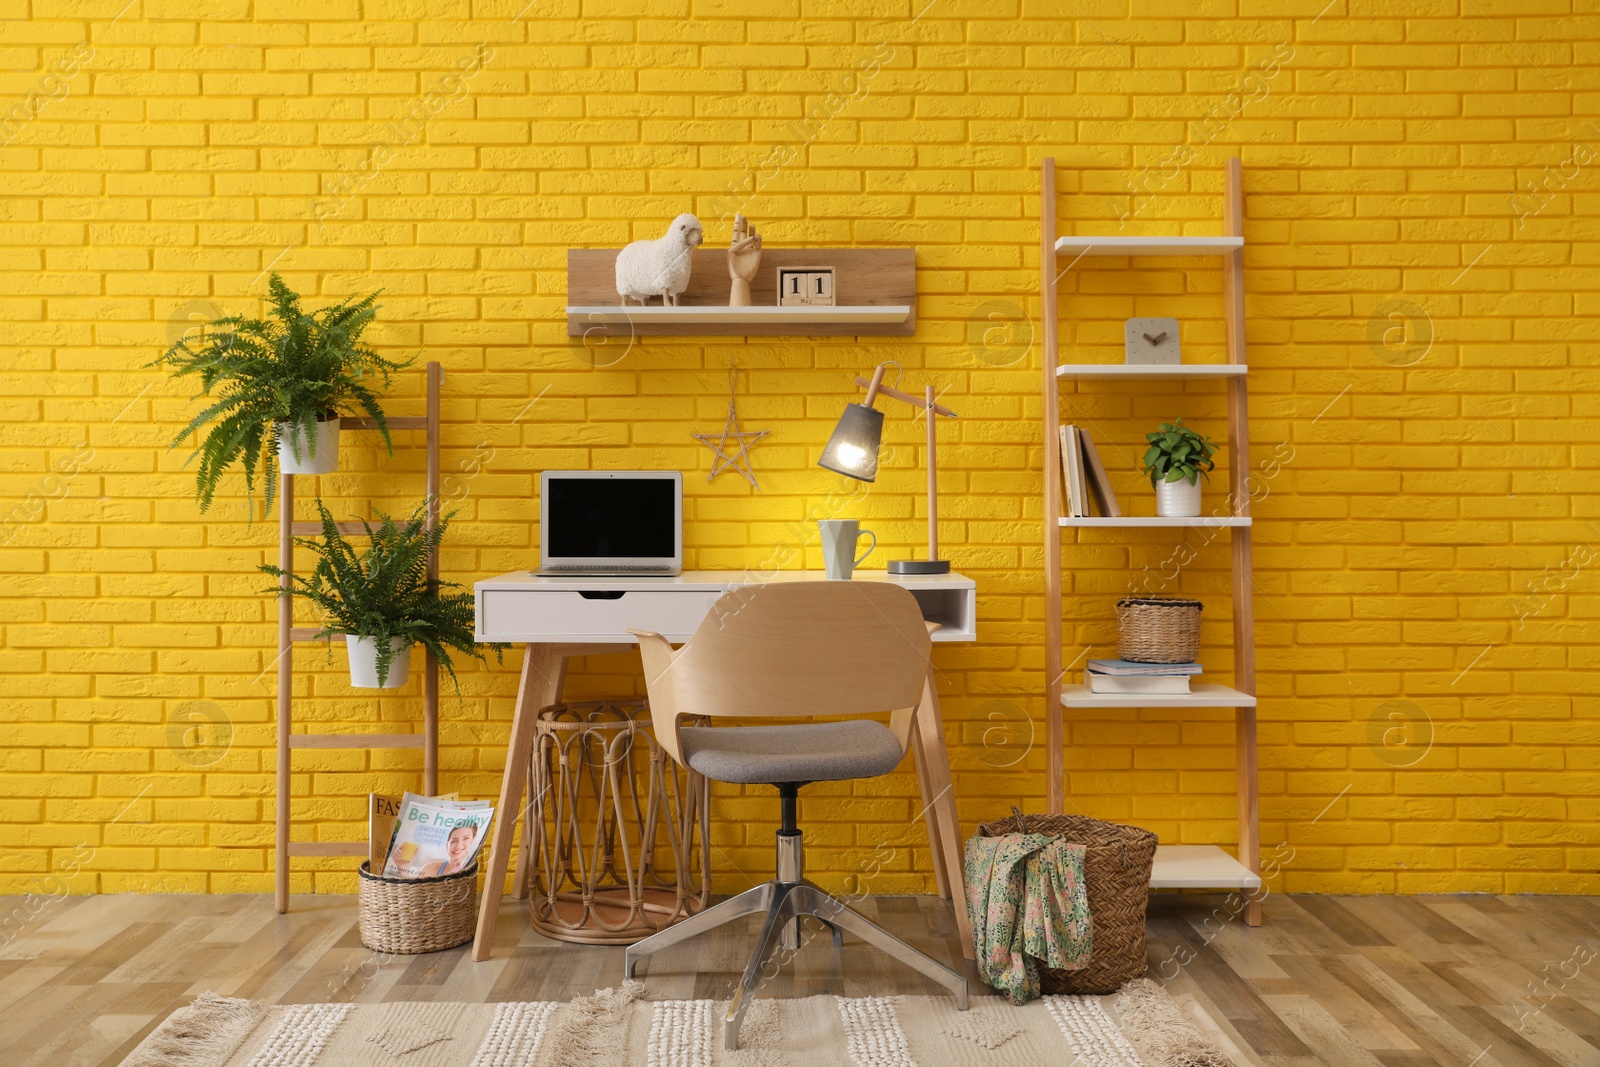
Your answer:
[544,474,678,560]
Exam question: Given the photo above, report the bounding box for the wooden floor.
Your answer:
[2,891,1597,1066]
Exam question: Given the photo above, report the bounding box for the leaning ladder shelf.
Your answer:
[274,362,443,913]
[1039,158,1262,924]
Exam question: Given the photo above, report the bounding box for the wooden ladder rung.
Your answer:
[289,520,373,536]
[286,842,368,858]
[345,416,428,431]
[289,627,332,643]
[290,733,425,749]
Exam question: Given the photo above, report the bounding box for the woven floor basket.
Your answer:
[976,811,1158,995]
[357,861,478,954]
[1116,597,1203,663]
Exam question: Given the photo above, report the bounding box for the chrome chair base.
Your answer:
[624,831,968,1050]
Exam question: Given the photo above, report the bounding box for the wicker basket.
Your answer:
[357,860,478,954]
[1116,597,1202,663]
[976,810,1157,995]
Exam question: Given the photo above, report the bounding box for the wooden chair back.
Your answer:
[631,581,934,767]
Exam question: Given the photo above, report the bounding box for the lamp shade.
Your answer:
[817,402,884,482]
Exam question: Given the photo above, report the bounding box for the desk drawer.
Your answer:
[479,588,723,641]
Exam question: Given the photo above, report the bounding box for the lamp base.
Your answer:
[888,559,952,575]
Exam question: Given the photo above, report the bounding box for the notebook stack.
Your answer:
[1085,658,1203,694]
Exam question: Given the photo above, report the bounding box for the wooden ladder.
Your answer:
[1039,159,1261,924]
[274,362,443,913]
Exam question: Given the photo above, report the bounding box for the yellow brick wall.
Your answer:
[2,2,1597,900]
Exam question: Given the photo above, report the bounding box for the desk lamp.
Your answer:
[817,363,957,575]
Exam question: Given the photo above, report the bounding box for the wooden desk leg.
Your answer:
[512,722,540,902]
[910,727,951,900]
[915,674,974,959]
[512,791,533,900]
[472,644,565,962]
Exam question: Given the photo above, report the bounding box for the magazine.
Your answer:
[368,791,459,874]
[368,793,403,874]
[380,792,493,880]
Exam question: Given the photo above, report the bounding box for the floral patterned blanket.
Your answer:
[963,832,1093,1004]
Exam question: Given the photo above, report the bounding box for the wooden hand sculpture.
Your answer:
[727,214,762,307]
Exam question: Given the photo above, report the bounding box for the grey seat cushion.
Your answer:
[678,720,904,785]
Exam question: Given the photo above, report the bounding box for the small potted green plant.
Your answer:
[1141,419,1218,518]
[153,273,411,515]
[260,501,499,689]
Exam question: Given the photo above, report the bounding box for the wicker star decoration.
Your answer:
[692,367,769,489]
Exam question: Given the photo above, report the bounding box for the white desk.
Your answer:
[475,569,977,644]
[470,569,978,961]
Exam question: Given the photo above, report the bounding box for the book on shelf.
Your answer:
[1059,425,1087,516]
[1076,427,1121,517]
[1059,425,1122,518]
[1086,658,1204,676]
[377,792,491,880]
[1058,425,1075,516]
[1056,425,1067,513]
[1086,672,1193,694]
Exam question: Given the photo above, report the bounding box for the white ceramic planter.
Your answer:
[346,635,411,689]
[1154,477,1203,518]
[278,417,340,475]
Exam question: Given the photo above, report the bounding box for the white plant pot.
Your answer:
[278,417,340,475]
[346,635,411,689]
[1154,477,1203,518]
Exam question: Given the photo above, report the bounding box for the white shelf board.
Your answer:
[1055,235,1243,257]
[1058,515,1251,528]
[1150,845,1262,890]
[1060,683,1257,709]
[565,304,910,325]
[1057,363,1247,379]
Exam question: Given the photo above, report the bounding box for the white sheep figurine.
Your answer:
[615,213,704,306]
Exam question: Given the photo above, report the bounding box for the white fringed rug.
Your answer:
[119,979,1236,1067]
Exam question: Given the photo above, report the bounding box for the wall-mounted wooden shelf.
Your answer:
[566,247,915,336]
[567,305,911,327]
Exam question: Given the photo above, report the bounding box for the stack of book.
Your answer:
[1085,658,1203,694]
[1059,425,1121,518]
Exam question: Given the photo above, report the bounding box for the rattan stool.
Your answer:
[523,700,711,945]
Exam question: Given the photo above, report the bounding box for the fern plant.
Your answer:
[153,273,411,515]
[1141,418,1219,486]
[260,500,500,689]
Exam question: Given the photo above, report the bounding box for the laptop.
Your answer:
[539,471,683,576]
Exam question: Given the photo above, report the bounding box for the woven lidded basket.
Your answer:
[1116,597,1202,663]
[977,810,1157,995]
[357,861,478,954]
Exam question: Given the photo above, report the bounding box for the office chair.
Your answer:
[623,580,969,1050]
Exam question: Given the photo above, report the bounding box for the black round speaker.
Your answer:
[887,559,951,575]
